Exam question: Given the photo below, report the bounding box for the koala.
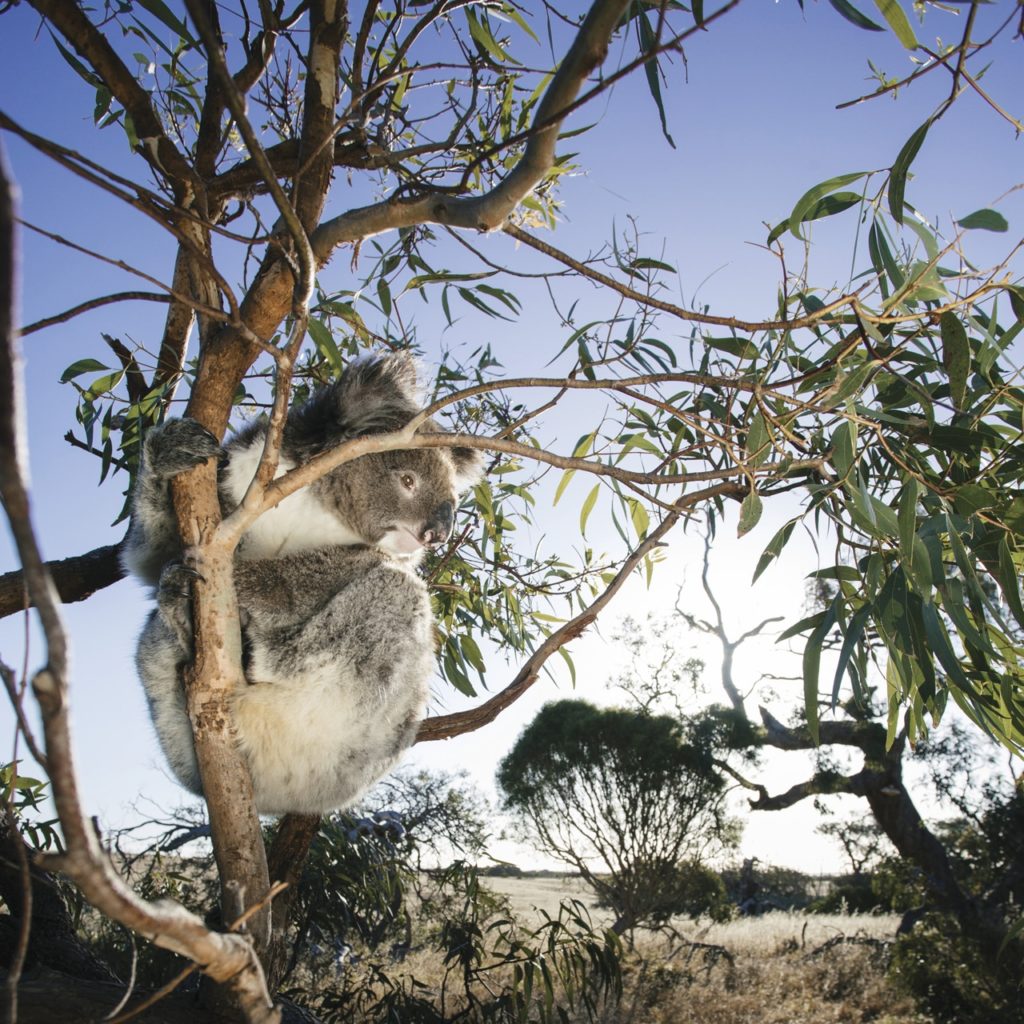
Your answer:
[125,353,483,815]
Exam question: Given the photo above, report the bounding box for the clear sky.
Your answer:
[0,0,1021,874]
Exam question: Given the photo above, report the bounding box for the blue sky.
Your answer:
[1,0,1021,872]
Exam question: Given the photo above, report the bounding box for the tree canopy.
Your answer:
[498,699,736,933]
[1,0,1022,1017]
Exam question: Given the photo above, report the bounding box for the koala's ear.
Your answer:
[451,444,485,492]
[335,352,422,435]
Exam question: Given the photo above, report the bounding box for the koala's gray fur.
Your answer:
[125,353,483,815]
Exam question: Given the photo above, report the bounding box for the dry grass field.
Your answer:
[479,876,933,1024]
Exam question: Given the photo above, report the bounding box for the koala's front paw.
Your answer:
[145,419,222,479]
[157,562,204,651]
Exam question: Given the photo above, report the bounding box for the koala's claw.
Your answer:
[145,418,222,478]
[157,563,200,649]
[159,562,204,597]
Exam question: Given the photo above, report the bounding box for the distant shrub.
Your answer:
[478,862,524,877]
[807,874,884,914]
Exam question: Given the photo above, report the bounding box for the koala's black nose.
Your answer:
[421,501,454,547]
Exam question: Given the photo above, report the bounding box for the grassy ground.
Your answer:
[481,877,932,1024]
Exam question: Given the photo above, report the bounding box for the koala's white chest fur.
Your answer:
[222,439,362,558]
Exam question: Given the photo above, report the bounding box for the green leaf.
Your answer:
[377,277,392,317]
[832,602,873,707]
[628,498,650,539]
[827,0,884,31]
[831,421,857,477]
[872,0,917,49]
[60,358,109,383]
[830,361,876,406]
[465,8,516,64]
[635,10,676,149]
[579,483,600,536]
[501,4,539,43]
[133,0,199,46]
[737,489,763,537]
[920,601,971,692]
[702,336,759,360]
[767,191,862,245]
[956,208,1009,232]
[84,369,125,399]
[804,600,838,745]
[888,119,931,223]
[553,470,575,507]
[939,311,970,411]
[897,478,918,560]
[997,538,1024,630]
[752,517,798,583]
[787,172,869,240]
[778,610,826,643]
[306,318,343,375]
[745,410,771,466]
[47,30,102,88]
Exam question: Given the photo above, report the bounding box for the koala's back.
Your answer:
[138,546,434,815]
[236,548,434,814]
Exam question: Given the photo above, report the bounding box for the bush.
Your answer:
[889,912,1024,1024]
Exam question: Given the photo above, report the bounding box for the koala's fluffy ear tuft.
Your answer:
[334,352,423,437]
[451,445,485,492]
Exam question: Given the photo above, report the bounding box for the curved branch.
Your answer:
[21,291,169,337]
[504,224,867,333]
[749,769,869,811]
[0,148,279,1024]
[310,0,635,252]
[417,481,746,742]
[759,706,887,757]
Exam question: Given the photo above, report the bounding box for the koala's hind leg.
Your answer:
[135,607,203,797]
[156,562,205,650]
[234,563,434,812]
[122,419,222,586]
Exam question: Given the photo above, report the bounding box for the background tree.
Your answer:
[1,0,1023,1018]
[497,699,738,936]
[657,541,1023,1019]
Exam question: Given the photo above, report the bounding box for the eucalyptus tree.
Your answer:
[498,699,737,936]
[1,0,1023,1018]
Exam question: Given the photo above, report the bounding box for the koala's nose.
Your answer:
[421,501,454,547]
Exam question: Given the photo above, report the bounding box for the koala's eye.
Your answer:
[399,472,417,492]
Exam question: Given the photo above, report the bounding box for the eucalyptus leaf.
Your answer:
[939,311,970,411]
[737,489,763,537]
[827,0,884,31]
[956,208,1009,232]
[888,119,931,224]
[872,0,917,49]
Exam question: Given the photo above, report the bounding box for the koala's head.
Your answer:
[287,352,484,558]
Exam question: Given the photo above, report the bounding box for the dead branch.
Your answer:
[0,144,281,1024]
[21,291,169,337]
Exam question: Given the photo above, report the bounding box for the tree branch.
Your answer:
[0,543,125,620]
[417,481,745,742]
[759,706,887,758]
[749,769,869,811]
[21,291,170,337]
[0,141,280,1024]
